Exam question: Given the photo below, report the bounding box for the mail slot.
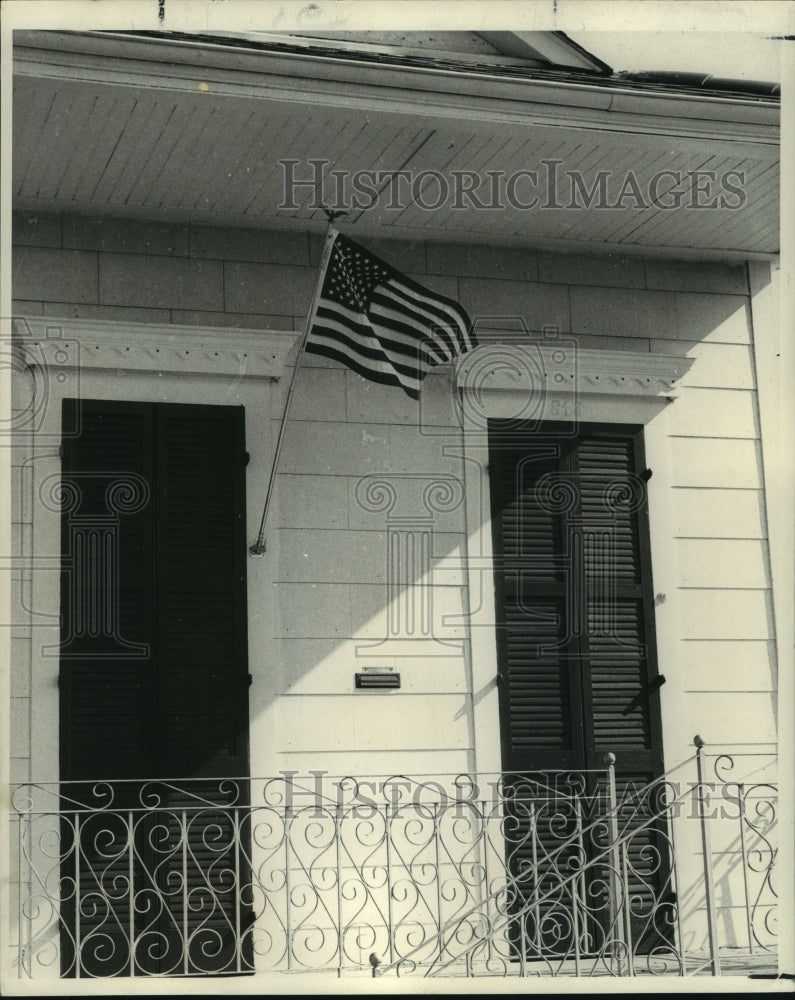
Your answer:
[355,671,401,689]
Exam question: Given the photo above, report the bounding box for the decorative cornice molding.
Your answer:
[13,316,295,380]
[455,342,693,399]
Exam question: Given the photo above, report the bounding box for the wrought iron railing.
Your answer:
[376,742,779,978]
[9,743,777,980]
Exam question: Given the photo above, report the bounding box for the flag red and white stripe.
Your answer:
[306,231,476,399]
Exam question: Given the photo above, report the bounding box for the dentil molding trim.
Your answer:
[13,316,295,380]
[455,340,693,399]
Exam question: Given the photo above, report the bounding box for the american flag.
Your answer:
[306,232,476,399]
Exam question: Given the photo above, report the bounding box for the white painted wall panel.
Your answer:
[274,638,467,695]
[674,292,751,344]
[671,488,766,539]
[655,341,755,389]
[278,421,391,475]
[273,749,472,778]
[274,474,349,529]
[274,528,466,585]
[667,388,758,439]
[278,693,470,752]
[669,438,761,489]
[679,590,772,641]
[274,366,347,422]
[350,583,468,642]
[275,582,352,638]
[676,539,769,589]
[679,692,777,745]
[677,640,776,691]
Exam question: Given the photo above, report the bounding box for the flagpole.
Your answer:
[249,214,343,556]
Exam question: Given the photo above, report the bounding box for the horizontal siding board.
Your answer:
[223,260,317,315]
[645,261,748,295]
[570,286,676,339]
[428,241,537,282]
[351,582,468,641]
[273,638,467,694]
[170,308,294,329]
[676,539,769,589]
[273,750,471,777]
[190,223,309,264]
[272,366,347,422]
[279,693,470,752]
[679,692,777,745]
[10,697,30,757]
[669,439,761,489]
[13,246,98,304]
[37,301,172,324]
[345,371,432,427]
[675,639,775,690]
[347,473,466,533]
[12,210,62,247]
[279,422,390,476]
[674,292,750,344]
[275,528,464,585]
[667,388,758,439]
[275,474,349,529]
[64,215,189,256]
[458,278,570,333]
[537,251,645,289]
[11,637,30,696]
[671,488,765,539]
[275,582,352,638]
[388,425,465,476]
[99,253,223,310]
[652,341,755,389]
[680,590,772,641]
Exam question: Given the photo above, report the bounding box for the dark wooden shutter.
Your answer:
[488,422,663,778]
[60,400,248,781]
[488,439,583,772]
[59,400,156,780]
[59,399,251,977]
[155,404,249,779]
[488,421,669,958]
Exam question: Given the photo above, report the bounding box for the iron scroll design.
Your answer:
[10,757,778,979]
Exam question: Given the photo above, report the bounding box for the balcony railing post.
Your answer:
[572,795,583,977]
[530,802,541,957]
[128,810,136,977]
[605,753,626,976]
[284,801,293,971]
[433,800,444,968]
[74,812,81,980]
[384,803,395,967]
[736,782,755,954]
[334,803,344,974]
[181,808,189,975]
[694,736,721,976]
[17,812,25,978]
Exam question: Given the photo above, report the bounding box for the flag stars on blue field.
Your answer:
[326,242,392,314]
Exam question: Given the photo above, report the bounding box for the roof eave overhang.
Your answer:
[13,29,780,147]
